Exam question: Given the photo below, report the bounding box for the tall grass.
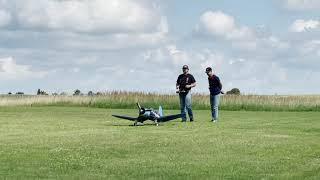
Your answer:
[1,92,320,111]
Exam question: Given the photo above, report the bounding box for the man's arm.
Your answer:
[176,84,180,93]
[176,75,181,92]
[217,77,223,94]
[218,77,222,89]
[186,82,196,89]
[185,75,196,89]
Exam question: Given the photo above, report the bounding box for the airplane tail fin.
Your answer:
[159,106,163,117]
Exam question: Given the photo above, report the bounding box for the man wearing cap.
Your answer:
[176,65,196,122]
[205,67,223,122]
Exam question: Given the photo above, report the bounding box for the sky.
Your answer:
[0,0,320,95]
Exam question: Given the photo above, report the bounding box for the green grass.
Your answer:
[0,106,319,179]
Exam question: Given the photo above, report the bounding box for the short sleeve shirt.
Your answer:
[176,74,196,92]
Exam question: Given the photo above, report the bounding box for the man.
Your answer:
[205,67,223,122]
[176,65,196,122]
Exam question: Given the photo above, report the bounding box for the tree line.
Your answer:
[7,88,241,96]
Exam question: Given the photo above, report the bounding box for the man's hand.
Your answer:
[186,83,196,89]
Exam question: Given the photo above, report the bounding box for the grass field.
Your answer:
[1,93,320,112]
[0,106,319,179]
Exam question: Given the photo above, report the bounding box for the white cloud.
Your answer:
[197,11,289,52]
[3,0,163,34]
[0,9,11,27]
[0,0,169,51]
[290,19,320,32]
[71,67,80,73]
[299,40,320,55]
[167,45,190,65]
[200,11,236,37]
[142,45,190,65]
[0,57,48,79]
[284,0,320,10]
[199,11,255,41]
[56,28,168,51]
[141,45,295,94]
[74,57,97,65]
[264,36,290,49]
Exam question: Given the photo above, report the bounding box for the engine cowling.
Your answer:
[139,108,146,115]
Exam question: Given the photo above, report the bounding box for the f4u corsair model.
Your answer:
[112,103,182,126]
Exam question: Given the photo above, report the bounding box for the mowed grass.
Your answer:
[0,107,319,179]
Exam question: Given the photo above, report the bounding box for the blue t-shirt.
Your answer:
[208,75,222,95]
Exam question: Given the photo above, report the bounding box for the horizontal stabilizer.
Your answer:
[158,114,182,122]
[112,115,137,121]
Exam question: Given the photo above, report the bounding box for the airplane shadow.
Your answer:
[108,123,159,127]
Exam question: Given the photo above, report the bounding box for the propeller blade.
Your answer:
[112,115,138,121]
[136,102,142,110]
[158,114,182,122]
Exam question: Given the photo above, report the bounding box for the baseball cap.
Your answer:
[205,67,212,73]
[182,65,189,69]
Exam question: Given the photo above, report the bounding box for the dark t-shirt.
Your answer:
[176,74,196,93]
[208,75,222,95]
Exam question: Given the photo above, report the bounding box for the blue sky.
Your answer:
[0,0,320,95]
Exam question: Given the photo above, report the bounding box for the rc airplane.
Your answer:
[112,103,182,126]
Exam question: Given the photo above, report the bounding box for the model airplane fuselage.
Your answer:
[112,103,182,126]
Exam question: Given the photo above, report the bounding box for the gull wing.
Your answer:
[112,115,137,121]
[158,114,182,122]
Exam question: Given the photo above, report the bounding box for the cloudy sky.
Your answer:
[0,0,319,95]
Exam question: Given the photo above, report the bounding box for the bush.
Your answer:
[226,88,241,95]
[60,92,68,96]
[37,89,48,95]
[88,91,94,96]
[73,89,81,96]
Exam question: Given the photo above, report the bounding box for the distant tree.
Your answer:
[88,91,94,96]
[226,88,241,95]
[16,92,24,95]
[60,92,68,96]
[37,89,48,95]
[96,92,103,96]
[8,92,12,95]
[73,89,81,96]
[52,92,58,96]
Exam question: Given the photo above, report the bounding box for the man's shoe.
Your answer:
[190,119,194,122]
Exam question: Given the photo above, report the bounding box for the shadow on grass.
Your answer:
[109,123,159,127]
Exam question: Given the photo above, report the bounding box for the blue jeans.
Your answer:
[210,94,220,120]
[179,92,193,121]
